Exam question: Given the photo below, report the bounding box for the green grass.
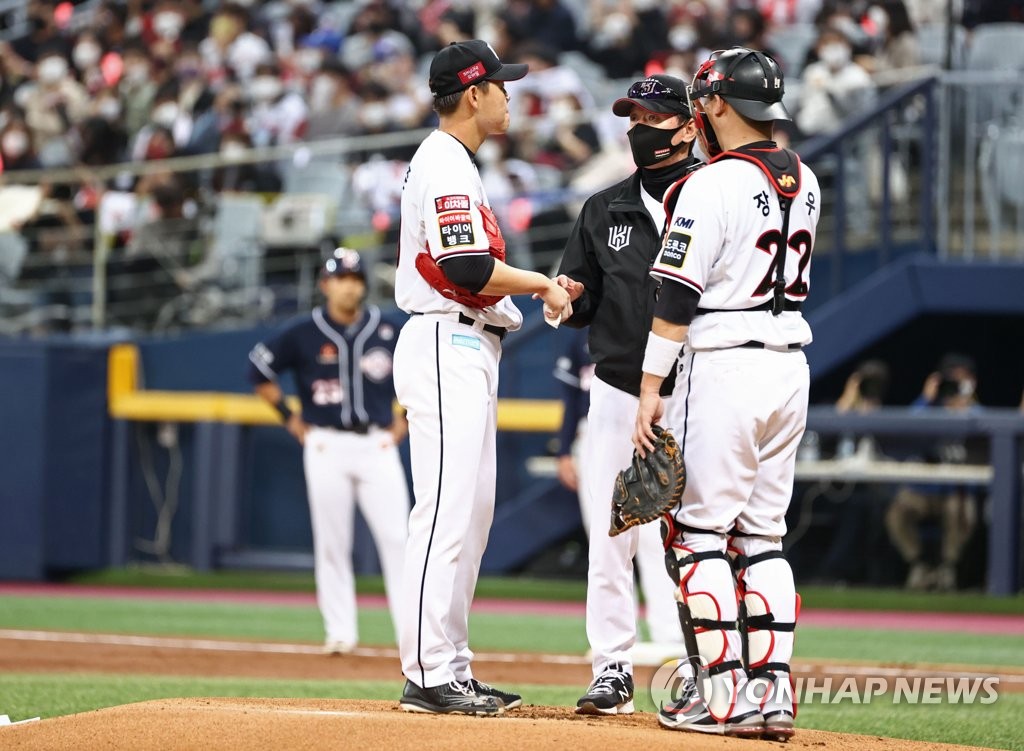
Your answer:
[2,595,1022,667]
[67,568,1024,614]
[1,675,1019,750]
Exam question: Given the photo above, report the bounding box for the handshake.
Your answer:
[535,274,584,328]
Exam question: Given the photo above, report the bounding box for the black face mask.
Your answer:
[628,123,686,168]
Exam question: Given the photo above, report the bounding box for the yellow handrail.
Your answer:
[107,344,563,432]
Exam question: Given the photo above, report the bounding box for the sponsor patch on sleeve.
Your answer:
[657,231,691,268]
[438,210,476,247]
[435,194,471,213]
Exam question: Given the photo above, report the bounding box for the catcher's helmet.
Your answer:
[689,47,791,122]
[322,247,365,280]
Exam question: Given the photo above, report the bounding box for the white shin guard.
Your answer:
[667,531,756,722]
[731,536,799,719]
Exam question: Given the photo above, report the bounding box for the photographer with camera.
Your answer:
[815,360,897,585]
[885,353,981,591]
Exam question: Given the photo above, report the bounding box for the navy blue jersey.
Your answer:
[248,305,401,429]
[553,328,593,457]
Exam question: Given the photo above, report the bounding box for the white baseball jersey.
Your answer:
[396,129,523,330]
[394,128,514,690]
[648,150,819,727]
[651,158,819,351]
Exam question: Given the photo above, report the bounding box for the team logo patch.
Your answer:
[778,174,796,189]
[379,323,395,341]
[435,194,471,213]
[317,343,338,363]
[457,62,485,85]
[608,225,632,251]
[659,231,691,268]
[360,347,394,382]
[451,333,481,350]
[439,211,476,247]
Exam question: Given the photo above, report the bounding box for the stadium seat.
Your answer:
[979,123,1024,256]
[965,23,1024,71]
[766,23,818,77]
[206,194,266,291]
[916,24,967,69]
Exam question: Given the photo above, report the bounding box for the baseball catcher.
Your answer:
[609,425,686,537]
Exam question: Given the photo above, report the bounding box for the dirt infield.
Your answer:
[1,631,1015,750]
[0,698,998,751]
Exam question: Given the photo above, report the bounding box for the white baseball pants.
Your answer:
[581,376,685,677]
[393,313,502,688]
[303,426,411,646]
[671,347,810,535]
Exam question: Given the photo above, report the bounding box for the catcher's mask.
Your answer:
[688,47,791,156]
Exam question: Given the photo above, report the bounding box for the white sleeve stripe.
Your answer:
[248,350,279,382]
[553,370,581,387]
[651,269,704,294]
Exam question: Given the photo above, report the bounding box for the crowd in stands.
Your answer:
[0,0,1022,332]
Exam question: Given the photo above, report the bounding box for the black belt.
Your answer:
[320,423,371,434]
[412,311,507,341]
[696,299,802,315]
[738,341,803,351]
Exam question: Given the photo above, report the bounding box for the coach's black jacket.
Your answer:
[557,156,702,398]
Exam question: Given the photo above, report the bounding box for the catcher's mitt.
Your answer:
[609,425,686,537]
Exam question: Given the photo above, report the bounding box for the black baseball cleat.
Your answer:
[399,679,504,716]
[470,679,523,709]
[576,662,634,715]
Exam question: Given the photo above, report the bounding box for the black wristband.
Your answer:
[273,399,292,422]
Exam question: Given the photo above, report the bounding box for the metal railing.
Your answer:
[803,406,1023,595]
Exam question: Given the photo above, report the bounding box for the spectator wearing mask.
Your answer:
[70,31,108,94]
[796,26,876,135]
[584,0,669,79]
[885,354,982,591]
[247,60,308,147]
[119,41,159,137]
[869,1,920,71]
[341,1,415,72]
[131,84,193,162]
[0,119,43,171]
[23,46,90,166]
[200,3,271,82]
[306,61,363,140]
[212,130,281,193]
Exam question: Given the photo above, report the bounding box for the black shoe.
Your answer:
[399,679,503,716]
[470,679,523,710]
[576,663,634,715]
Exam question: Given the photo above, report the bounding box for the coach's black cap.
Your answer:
[428,40,529,97]
[612,74,692,118]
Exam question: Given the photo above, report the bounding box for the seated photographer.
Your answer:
[884,353,981,591]
[817,360,899,585]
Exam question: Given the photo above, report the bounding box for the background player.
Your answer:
[393,40,572,716]
[248,248,410,655]
[555,74,699,716]
[633,48,820,739]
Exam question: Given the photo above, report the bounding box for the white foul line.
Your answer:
[1,630,1021,684]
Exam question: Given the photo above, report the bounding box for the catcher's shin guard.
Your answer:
[731,537,798,738]
[667,532,756,724]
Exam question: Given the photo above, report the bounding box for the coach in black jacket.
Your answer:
[555,74,703,717]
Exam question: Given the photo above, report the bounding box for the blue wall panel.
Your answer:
[0,346,48,579]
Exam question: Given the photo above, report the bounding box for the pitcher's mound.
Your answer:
[0,698,992,751]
